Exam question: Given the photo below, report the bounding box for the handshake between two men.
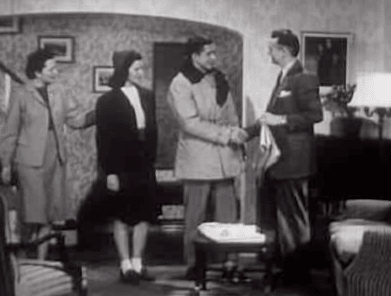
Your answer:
[228,127,249,146]
[228,112,287,147]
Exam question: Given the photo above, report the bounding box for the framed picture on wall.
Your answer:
[0,16,20,34]
[38,36,74,63]
[300,31,353,89]
[93,66,114,93]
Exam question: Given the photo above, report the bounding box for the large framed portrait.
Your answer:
[0,16,20,34]
[92,66,114,93]
[301,32,353,89]
[38,36,74,63]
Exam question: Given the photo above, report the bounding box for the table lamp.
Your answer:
[349,72,391,140]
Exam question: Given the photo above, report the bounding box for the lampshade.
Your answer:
[350,72,391,107]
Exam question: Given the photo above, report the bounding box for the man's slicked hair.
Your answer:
[271,29,300,57]
[185,35,213,57]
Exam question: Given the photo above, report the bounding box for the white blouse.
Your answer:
[121,85,146,129]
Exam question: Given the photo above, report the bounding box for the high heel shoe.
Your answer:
[230,269,252,284]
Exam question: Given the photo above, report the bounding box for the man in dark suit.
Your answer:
[246,29,323,285]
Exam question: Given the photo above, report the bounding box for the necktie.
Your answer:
[267,72,283,110]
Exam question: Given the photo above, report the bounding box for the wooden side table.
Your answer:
[193,230,276,294]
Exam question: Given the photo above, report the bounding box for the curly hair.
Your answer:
[25,49,55,79]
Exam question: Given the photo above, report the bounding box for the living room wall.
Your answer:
[0,13,242,216]
[1,0,389,117]
[0,0,390,221]
[386,0,391,72]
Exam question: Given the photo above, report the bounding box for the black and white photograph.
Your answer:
[92,66,114,93]
[301,32,353,87]
[0,2,390,296]
[0,16,20,34]
[38,36,74,62]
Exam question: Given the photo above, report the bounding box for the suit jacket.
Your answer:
[246,60,323,180]
[95,85,157,175]
[167,71,242,180]
[0,81,93,167]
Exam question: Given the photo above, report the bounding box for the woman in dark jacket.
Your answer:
[95,50,157,284]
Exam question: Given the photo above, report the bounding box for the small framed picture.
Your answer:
[38,36,74,63]
[0,16,20,34]
[301,31,353,89]
[93,66,114,93]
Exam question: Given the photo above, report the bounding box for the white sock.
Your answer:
[131,257,143,273]
[120,259,133,273]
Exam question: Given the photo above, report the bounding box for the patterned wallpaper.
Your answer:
[0,0,390,223]
[385,0,391,72]
[0,13,242,217]
[0,1,388,116]
[239,0,386,128]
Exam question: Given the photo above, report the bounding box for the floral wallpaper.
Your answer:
[0,13,242,218]
[385,0,391,72]
[0,0,388,116]
[0,0,390,223]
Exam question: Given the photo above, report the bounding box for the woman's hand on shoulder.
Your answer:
[107,174,120,192]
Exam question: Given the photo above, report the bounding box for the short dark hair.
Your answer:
[271,29,300,57]
[25,49,55,79]
[185,35,213,57]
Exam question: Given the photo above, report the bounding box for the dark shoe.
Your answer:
[185,266,197,281]
[120,269,140,285]
[139,268,155,281]
[221,265,235,283]
[230,269,252,284]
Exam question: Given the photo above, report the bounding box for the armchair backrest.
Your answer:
[343,199,391,222]
[0,191,16,296]
[1,187,88,296]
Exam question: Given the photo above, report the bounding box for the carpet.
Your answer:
[85,263,332,296]
[86,264,275,296]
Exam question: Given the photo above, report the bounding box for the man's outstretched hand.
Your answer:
[229,127,248,146]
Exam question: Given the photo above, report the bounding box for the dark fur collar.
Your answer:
[179,59,205,84]
[180,59,229,106]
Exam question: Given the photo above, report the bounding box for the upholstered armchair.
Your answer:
[0,187,88,296]
[329,199,391,296]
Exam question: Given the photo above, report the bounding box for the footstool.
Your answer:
[193,229,276,294]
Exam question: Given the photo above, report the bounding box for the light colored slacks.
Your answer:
[183,178,238,268]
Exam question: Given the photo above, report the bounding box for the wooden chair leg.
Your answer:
[194,245,207,291]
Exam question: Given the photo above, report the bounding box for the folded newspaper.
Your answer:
[197,222,266,243]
